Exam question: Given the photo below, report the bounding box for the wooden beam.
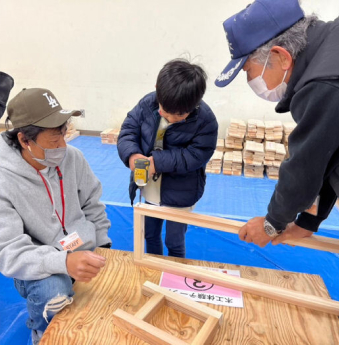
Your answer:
[134,292,165,322]
[134,204,339,253]
[191,316,220,345]
[142,281,223,323]
[135,256,339,316]
[284,235,339,253]
[112,309,188,345]
[134,212,145,260]
[135,204,241,233]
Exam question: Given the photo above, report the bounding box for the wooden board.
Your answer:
[134,204,339,253]
[40,249,339,345]
[135,256,338,315]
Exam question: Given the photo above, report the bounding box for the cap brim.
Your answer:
[215,56,248,87]
[32,109,81,128]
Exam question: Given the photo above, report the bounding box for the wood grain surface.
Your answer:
[40,249,339,345]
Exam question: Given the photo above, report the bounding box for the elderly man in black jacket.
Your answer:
[216,0,339,247]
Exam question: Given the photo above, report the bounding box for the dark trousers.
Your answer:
[145,215,188,258]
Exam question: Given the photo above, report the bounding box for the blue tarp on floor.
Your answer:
[74,136,339,230]
[0,136,338,345]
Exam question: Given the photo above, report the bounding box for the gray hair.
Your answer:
[249,15,319,66]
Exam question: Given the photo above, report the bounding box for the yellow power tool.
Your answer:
[134,158,150,204]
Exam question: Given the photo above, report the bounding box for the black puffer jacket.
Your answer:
[118,91,218,207]
[0,72,14,119]
[266,18,339,231]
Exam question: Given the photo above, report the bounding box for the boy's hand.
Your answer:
[148,156,156,178]
[66,251,106,282]
[128,153,148,171]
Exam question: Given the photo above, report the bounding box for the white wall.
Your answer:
[1,0,338,137]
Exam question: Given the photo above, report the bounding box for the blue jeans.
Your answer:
[14,274,74,332]
[145,215,188,258]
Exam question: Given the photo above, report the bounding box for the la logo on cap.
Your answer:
[43,92,59,108]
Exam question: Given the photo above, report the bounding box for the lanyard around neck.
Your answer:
[37,166,68,236]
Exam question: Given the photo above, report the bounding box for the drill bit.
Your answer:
[139,187,143,204]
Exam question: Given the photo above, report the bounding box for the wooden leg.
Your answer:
[134,208,145,260]
[134,293,165,322]
[191,316,220,345]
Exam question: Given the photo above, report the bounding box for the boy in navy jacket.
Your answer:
[118,59,218,257]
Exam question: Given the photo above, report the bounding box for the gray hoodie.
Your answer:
[0,133,111,280]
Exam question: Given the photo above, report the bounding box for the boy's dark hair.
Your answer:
[156,59,207,115]
[4,118,67,152]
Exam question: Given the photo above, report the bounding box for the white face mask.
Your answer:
[28,142,67,167]
[247,53,288,102]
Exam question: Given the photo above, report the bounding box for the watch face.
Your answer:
[264,220,278,237]
[265,225,274,235]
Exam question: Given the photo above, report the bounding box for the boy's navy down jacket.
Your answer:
[117,91,218,207]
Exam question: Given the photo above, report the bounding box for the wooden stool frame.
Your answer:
[134,203,339,316]
[112,281,223,345]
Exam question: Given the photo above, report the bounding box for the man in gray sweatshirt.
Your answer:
[0,88,111,344]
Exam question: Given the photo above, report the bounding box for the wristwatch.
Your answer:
[264,219,283,238]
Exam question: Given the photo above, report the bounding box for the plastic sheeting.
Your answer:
[0,136,338,345]
[75,136,339,229]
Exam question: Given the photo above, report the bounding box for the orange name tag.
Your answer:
[59,232,84,251]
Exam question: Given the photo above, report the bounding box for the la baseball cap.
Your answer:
[215,0,305,88]
[7,88,81,128]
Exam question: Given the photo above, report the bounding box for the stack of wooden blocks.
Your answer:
[215,138,225,152]
[283,122,296,145]
[243,140,265,178]
[100,128,120,144]
[264,141,286,179]
[206,150,224,174]
[246,119,265,143]
[225,130,244,150]
[65,122,80,142]
[223,150,243,176]
[228,118,247,138]
[283,122,296,158]
[225,118,246,150]
[264,121,283,142]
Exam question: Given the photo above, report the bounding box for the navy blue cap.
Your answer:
[215,0,305,87]
[0,72,14,119]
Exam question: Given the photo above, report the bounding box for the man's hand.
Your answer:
[128,153,148,171]
[66,251,106,282]
[239,216,272,247]
[271,223,313,245]
[148,156,156,178]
